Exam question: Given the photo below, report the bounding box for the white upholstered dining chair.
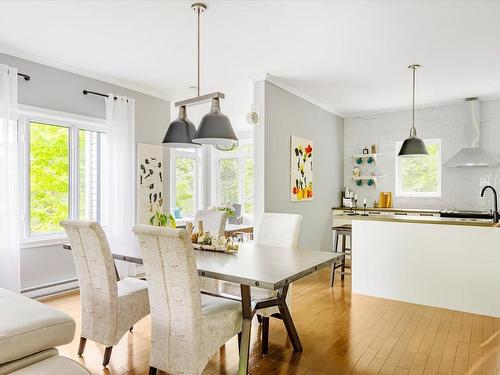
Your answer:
[194,210,228,293]
[255,212,302,249]
[193,209,228,237]
[60,220,150,367]
[132,225,242,375]
[219,212,302,354]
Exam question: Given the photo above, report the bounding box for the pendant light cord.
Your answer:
[191,3,206,98]
[408,64,420,132]
[412,65,416,130]
[197,5,200,97]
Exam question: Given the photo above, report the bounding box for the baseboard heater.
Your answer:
[20,278,79,299]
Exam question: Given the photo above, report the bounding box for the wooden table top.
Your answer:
[194,243,340,290]
[63,241,341,291]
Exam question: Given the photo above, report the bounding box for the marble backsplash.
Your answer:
[344,99,500,211]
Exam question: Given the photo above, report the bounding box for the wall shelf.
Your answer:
[351,175,384,187]
[352,153,380,165]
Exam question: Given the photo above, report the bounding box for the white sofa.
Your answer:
[0,288,90,375]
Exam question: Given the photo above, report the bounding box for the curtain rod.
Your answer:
[17,73,30,81]
[83,90,118,100]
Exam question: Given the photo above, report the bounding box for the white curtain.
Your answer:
[105,94,136,250]
[0,65,20,292]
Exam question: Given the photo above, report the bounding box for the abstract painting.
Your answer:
[290,136,313,201]
[137,143,164,224]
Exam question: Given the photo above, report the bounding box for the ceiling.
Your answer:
[1,0,500,127]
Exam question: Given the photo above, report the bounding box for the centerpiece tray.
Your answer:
[192,243,237,253]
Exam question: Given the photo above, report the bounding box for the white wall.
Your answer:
[255,81,344,251]
[344,100,500,210]
[1,53,170,289]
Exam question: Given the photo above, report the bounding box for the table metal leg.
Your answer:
[277,285,303,352]
[238,284,252,375]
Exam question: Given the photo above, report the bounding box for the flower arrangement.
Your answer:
[188,220,238,252]
[209,204,236,218]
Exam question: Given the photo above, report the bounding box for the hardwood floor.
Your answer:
[43,268,500,375]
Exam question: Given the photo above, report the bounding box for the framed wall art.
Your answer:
[290,136,313,202]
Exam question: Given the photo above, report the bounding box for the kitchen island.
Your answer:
[334,212,500,317]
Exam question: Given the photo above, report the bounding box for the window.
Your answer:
[20,109,106,241]
[170,148,201,220]
[395,139,441,197]
[213,141,254,216]
[29,122,70,233]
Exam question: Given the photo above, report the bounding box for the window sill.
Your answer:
[21,234,68,249]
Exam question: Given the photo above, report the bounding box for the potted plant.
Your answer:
[149,198,176,228]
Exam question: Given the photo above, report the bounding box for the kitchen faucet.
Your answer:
[481,185,500,223]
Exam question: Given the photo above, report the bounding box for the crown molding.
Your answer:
[254,73,345,118]
[0,47,171,101]
[254,73,500,119]
[347,95,500,118]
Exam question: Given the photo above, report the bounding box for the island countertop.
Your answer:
[332,206,440,214]
[333,213,495,227]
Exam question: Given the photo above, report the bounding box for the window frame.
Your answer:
[18,105,107,247]
[212,139,254,218]
[395,138,442,198]
[169,147,202,223]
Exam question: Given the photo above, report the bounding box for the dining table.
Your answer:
[63,239,343,374]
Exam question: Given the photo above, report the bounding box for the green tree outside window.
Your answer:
[219,158,239,204]
[175,157,195,218]
[243,157,254,214]
[30,122,69,233]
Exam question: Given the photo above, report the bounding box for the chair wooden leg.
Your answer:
[102,346,113,367]
[257,314,262,324]
[149,367,157,375]
[262,317,269,355]
[77,337,87,356]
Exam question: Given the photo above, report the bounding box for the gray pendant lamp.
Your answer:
[162,105,199,148]
[398,64,429,157]
[164,2,238,151]
[192,97,238,151]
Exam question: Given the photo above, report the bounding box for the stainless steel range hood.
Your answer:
[446,98,499,168]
